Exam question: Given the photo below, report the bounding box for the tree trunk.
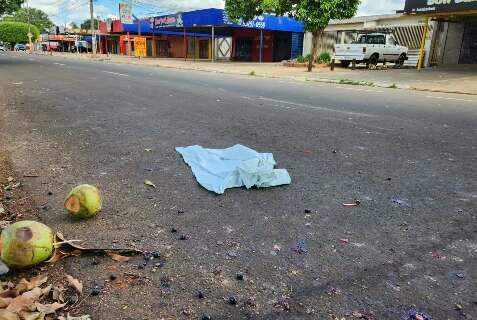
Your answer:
[307,28,324,72]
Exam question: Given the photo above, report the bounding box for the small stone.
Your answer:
[456,273,465,279]
[170,228,178,233]
[179,234,188,241]
[177,210,185,214]
[91,258,100,266]
[304,209,311,214]
[47,191,53,195]
[201,314,212,320]
[236,273,244,281]
[228,296,238,305]
[198,291,205,299]
[332,150,337,154]
[138,263,146,270]
[91,287,101,296]
[109,274,118,281]
[387,177,392,181]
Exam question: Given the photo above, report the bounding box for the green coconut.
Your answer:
[0,221,54,268]
[64,184,102,219]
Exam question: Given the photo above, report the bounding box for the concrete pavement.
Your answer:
[0,53,476,319]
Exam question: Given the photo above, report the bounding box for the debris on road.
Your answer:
[176,144,291,194]
[0,275,73,319]
[400,309,432,320]
[0,221,54,268]
[343,200,361,207]
[292,240,308,254]
[108,253,131,263]
[144,180,157,188]
[64,184,102,219]
[392,198,410,207]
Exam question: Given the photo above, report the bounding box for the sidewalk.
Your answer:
[49,52,477,96]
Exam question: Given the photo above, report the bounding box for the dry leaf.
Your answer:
[0,297,13,308]
[16,276,48,293]
[40,285,52,296]
[144,180,156,188]
[108,253,131,263]
[52,285,65,303]
[0,289,18,299]
[18,311,45,320]
[65,275,82,295]
[6,287,42,313]
[34,302,66,314]
[59,315,91,320]
[0,309,20,320]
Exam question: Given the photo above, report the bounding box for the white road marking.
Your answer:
[102,70,129,77]
[256,97,375,117]
[53,62,65,66]
[426,95,476,103]
[336,86,384,93]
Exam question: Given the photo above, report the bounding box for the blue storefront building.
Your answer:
[102,8,304,62]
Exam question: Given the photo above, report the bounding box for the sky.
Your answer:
[27,0,406,25]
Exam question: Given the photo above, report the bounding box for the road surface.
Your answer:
[0,53,476,319]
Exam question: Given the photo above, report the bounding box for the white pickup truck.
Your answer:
[334,33,408,68]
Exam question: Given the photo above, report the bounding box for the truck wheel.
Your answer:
[397,53,407,67]
[340,61,351,68]
[368,54,379,69]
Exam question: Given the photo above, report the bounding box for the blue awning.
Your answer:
[124,8,304,34]
[121,22,225,38]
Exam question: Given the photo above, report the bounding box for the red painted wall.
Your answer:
[232,29,273,62]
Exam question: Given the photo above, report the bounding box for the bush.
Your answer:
[317,52,331,64]
[296,55,307,63]
[0,21,39,45]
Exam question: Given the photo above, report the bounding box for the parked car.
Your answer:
[0,44,5,51]
[334,33,408,68]
[14,44,26,51]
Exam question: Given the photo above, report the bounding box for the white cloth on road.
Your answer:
[176,144,291,194]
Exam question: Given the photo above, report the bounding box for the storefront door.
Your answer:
[459,20,477,64]
[157,40,169,57]
[236,38,252,61]
[199,40,209,59]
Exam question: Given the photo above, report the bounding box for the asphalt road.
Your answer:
[0,52,476,320]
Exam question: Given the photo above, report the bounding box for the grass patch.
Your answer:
[249,70,256,76]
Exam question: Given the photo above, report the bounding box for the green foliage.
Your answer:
[3,7,53,32]
[81,18,99,30]
[296,55,306,63]
[0,0,23,15]
[225,0,360,32]
[249,70,256,76]
[0,21,39,44]
[317,52,331,64]
[70,22,79,29]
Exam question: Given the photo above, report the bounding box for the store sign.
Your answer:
[152,13,183,29]
[134,37,147,57]
[404,0,477,13]
[223,12,267,29]
[119,1,133,24]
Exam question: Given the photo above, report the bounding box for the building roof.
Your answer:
[329,13,404,25]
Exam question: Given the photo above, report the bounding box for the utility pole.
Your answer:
[90,0,96,57]
[26,0,33,53]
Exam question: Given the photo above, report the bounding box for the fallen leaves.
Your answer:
[0,274,83,319]
[65,275,82,295]
[108,253,131,263]
[144,180,157,188]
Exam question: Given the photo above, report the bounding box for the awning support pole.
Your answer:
[184,28,187,61]
[259,29,263,63]
[417,16,429,71]
[212,25,215,63]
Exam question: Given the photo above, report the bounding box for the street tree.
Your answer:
[80,18,99,30]
[0,21,39,46]
[0,0,23,15]
[70,21,79,29]
[225,0,360,71]
[4,7,53,32]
